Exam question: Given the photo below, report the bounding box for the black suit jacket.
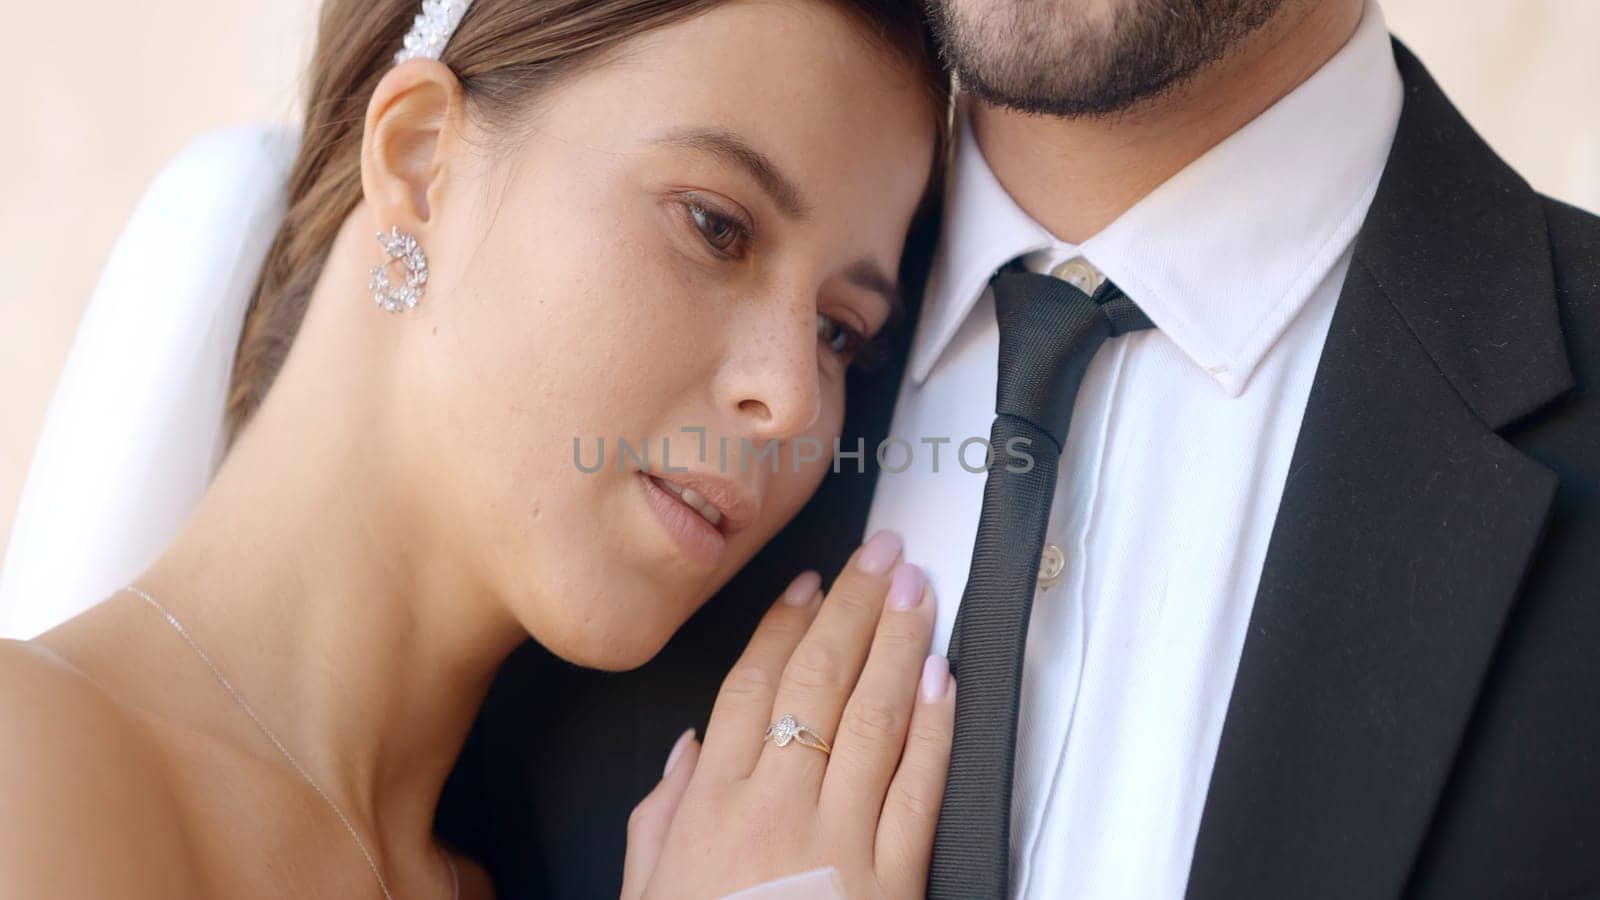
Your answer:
[438,40,1600,899]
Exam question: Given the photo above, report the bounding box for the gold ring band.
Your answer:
[765,713,831,756]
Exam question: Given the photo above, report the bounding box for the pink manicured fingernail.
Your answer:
[888,563,925,610]
[663,727,695,777]
[920,655,949,702]
[857,529,903,576]
[782,570,822,606]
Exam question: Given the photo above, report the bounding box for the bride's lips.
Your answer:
[636,469,758,569]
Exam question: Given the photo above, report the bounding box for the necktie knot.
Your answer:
[989,262,1155,448]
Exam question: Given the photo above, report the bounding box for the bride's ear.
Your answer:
[360,58,469,234]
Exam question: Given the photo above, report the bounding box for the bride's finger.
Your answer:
[873,656,955,893]
[818,562,934,831]
[696,571,823,782]
[754,530,903,788]
[622,729,701,900]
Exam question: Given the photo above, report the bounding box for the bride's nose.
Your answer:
[714,301,823,442]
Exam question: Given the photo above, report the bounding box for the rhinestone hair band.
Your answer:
[393,0,475,64]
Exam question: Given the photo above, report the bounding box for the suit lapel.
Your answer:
[1185,40,1573,900]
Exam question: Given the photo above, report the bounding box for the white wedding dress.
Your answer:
[0,125,845,900]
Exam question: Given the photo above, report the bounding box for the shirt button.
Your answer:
[1050,256,1105,295]
[1037,542,1067,589]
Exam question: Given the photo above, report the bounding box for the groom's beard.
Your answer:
[926,0,1291,117]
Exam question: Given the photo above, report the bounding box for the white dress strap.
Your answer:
[719,866,849,899]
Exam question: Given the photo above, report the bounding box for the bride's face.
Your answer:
[381,1,937,668]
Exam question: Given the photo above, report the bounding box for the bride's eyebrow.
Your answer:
[650,126,814,223]
[842,258,905,323]
[651,125,902,321]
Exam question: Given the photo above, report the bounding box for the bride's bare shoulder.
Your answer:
[0,638,206,897]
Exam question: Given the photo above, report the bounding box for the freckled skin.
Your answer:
[384,0,937,667]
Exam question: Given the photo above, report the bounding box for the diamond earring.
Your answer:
[368,225,429,312]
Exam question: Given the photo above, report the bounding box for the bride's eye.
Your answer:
[817,313,867,361]
[818,312,892,372]
[683,198,752,259]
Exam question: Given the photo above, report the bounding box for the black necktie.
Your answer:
[928,258,1155,899]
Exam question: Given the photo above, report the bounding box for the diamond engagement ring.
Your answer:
[765,714,832,755]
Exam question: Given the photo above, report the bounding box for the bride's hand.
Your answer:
[621,530,955,900]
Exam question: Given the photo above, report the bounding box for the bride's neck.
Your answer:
[94,285,528,860]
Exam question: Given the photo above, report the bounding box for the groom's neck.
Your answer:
[970,0,1363,245]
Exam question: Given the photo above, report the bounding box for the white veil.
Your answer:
[0,123,300,639]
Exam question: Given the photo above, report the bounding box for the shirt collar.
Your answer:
[908,0,1404,396]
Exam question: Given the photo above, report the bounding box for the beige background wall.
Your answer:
[3,0,1598,561]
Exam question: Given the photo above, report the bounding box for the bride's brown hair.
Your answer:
[224,0,950,445]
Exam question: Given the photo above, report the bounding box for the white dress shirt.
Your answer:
[862,2,1404,896]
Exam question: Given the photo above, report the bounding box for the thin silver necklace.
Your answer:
[121,584,459,900]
